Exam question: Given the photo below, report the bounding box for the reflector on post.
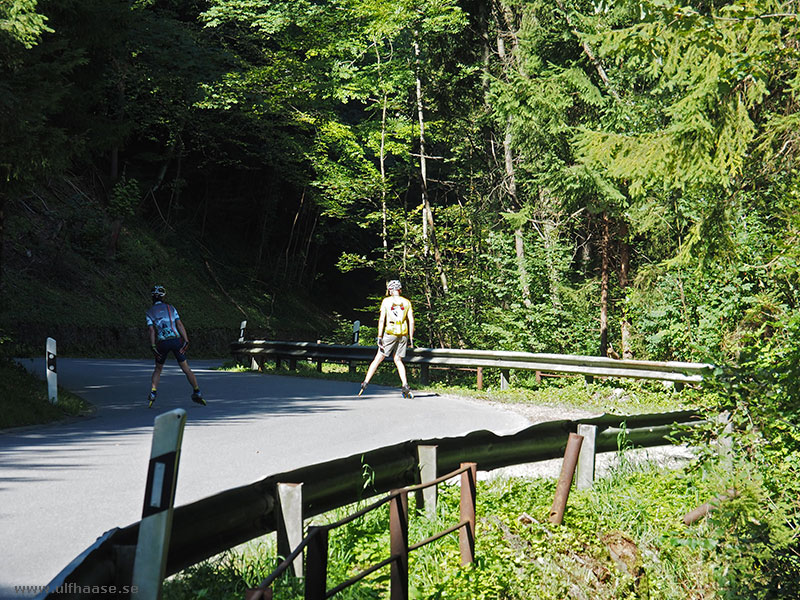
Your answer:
[132,409,187,599]
[46,337,57,404]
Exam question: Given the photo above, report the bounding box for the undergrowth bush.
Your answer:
[163,446,793,599]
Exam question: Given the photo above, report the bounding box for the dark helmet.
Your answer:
[151,285,166,300]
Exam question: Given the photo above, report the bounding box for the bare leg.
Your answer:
[393,355,408,387]
[151,362,164,390]
[363,351,386,384]
[179,361,199,389]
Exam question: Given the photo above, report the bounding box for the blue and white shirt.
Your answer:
[146,302,181,341]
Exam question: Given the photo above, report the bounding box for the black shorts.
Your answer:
[155,338,187,364]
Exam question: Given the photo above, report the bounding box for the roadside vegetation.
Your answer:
[0,358,92,429]
[163,445,796,600]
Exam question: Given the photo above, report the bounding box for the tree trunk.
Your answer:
[413,29,448,294]
[380,91,388,257]
[554,0,619,100]
[107,219,122,258]
[538,188,562,310]
[618,220,633,359]
[0,194,5,292]
[495,5,532,308]
[599,213,610,357]
[375,45,388,258]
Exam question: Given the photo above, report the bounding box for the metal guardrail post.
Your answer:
[390,491,409,600]
[549,433,584,524]
[132,409,187,599]
[417,445,438,516]
[476,367,483,390]
[419,364,429,385]
[500,369,510,391]
[459,463,477,565]
[305,527,328,600]
[46,337,57,404]
[277,483,304,578]
[576,424,597,490]
[716,410,733,461]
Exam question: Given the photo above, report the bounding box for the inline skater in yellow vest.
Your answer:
[359,279,415,398]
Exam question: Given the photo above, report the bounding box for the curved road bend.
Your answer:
[1,358,530,598]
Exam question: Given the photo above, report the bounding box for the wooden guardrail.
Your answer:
[230,340,712,386]
[40,410,703,599]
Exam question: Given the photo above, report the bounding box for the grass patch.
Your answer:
[0,359,93,429]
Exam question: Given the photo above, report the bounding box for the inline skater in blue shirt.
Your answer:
[146,285,205,407]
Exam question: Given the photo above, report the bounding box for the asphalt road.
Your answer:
[0,358,529,598]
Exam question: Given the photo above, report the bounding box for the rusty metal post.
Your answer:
[476,367,483,390]
[535,370,541,384]
[289,358,297,371]
[390,491,409,600]
[683,489,738,525]
[459,462,477,565]
[316,360,323,372]
[304,527,328,600]
[275,357,282,370]
[420,364,429,385]
[549,433,584,525]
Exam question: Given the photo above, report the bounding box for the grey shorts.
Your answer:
[381,335,408,358]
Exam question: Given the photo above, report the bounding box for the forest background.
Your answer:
[2,0,800,596]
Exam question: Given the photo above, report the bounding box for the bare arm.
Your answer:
[377,302,387,338]
[407,306,415,344]
[176,319,189,344]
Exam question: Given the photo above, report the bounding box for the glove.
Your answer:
[151,344,162,360]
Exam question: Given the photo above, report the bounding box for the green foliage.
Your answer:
[0,359,92,429]
[0,0,53,50]
[165,451,797,600]
[109,176,140,220]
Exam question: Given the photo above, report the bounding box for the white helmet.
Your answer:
[151,285,166,299]
[387,279,402,291]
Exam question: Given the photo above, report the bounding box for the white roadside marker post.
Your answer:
[46,337,57,404]
[132,409,187,600]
